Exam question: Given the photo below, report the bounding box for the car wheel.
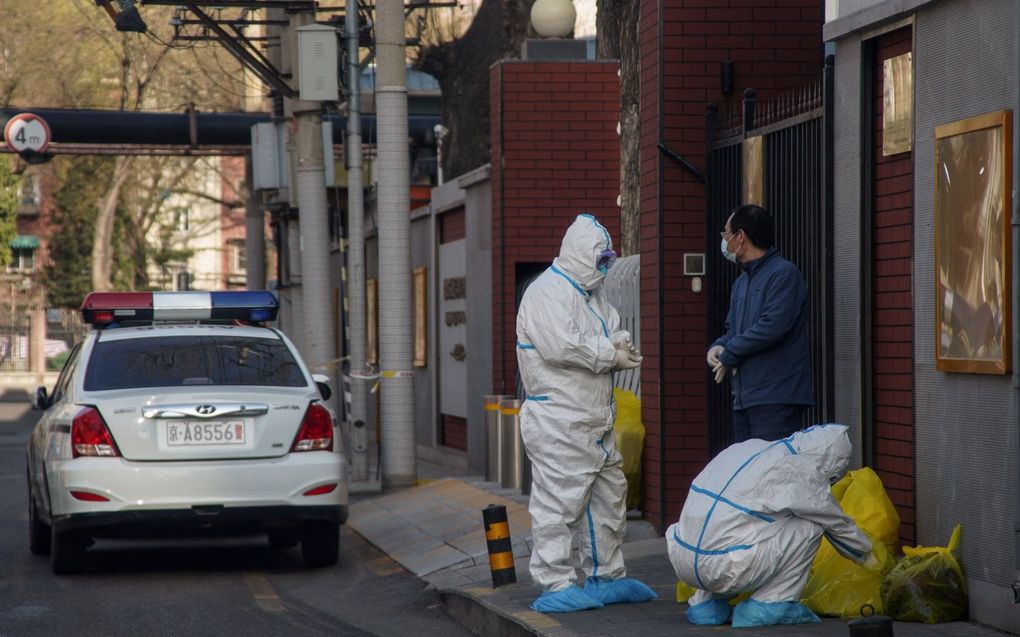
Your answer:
[300,521,339,568]
[50,529,88,574]
[267,528,300,549]
[28,491,51,556]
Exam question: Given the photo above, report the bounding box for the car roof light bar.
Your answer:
[81,291,279,327]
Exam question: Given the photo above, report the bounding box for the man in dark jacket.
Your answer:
[707,204,813,442]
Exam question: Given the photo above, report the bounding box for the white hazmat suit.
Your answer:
[666,424,873,627]
[516,214,653,613]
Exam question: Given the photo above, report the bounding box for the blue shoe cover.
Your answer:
[731,600,820,628]
[686,598,732,625]
[583,577,657,605]
[530,585,604,613]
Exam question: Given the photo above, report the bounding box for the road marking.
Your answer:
[243,572,286,612]
[365,555,404,576]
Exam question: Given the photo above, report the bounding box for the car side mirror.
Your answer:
[31,386,49,410]
[312,373,332,401]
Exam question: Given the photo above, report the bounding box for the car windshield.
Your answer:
[84,335,307,390]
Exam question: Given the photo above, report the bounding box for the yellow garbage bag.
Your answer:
[881,524,967,623]
[675,581,750,606]
[613,388,644,510]
[801,467,900,618]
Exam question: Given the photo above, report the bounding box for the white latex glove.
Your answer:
[611,331,633,350]
[860,550,881,571]
[713,363,727,384]
[707,345,724,368]
[613,348,642,370]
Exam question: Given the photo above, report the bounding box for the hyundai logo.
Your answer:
[196,405,216,415]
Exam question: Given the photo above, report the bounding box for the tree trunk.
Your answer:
[597,0,640,257]
[416,0,535,181]
[91,156,130,292]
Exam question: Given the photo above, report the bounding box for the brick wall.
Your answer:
[640,0,824,531]
[490,60,622,396]
[219,156,247,288]
[871,26,915,546]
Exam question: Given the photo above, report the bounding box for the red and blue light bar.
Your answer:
[80,291,279,326]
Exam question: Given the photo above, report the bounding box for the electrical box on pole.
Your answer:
[322,118,336,187]
[296,24,339,102]
[251,122,289,190]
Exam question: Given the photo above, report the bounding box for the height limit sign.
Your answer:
[4,113,51,154]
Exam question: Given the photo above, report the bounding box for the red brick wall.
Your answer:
[441,414,468,452]
[871,27,915,546]
[219,156,246,288]
[640,0,824,531]
[440,206,466,244]
[490,60,622,396]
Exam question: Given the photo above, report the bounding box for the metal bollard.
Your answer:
[484,394,505,483]
[482,504,517,587]
[499,398,523,490]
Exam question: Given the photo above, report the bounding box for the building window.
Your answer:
[16,173,40,216]
[20,174,39,206]
[229,239,246,273]
[175,271,191,291]
[10,248,34,272]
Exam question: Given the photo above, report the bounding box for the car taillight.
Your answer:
[71,407,120,458]
[70,490,110,502]
[302,483,338,496]
[292,403,333,452]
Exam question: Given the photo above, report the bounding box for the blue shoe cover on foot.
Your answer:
[530,585,604,613]
[731,600,820,628]
[583,577,657,605]
[686,598,732,625]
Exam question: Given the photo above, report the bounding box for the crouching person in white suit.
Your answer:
[666,424,875,628]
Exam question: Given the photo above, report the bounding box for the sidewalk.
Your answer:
[348,466,1010,637]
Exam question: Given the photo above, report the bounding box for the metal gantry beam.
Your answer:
[183,1,297,98]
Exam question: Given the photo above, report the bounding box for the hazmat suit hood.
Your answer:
[787,424,853,484]
[553,214,613,291]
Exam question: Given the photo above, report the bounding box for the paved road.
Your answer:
[0,401,471,637]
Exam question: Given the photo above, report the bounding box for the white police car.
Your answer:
[26,291,348,574]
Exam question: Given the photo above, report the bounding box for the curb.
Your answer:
[440,588,543,637]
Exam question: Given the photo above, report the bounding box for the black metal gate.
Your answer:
[705,56,835,454]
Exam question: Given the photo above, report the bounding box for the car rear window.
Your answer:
[84,335,307,390]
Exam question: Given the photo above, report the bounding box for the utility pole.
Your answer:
[244,154,266,290]
[285,12,335,385]
[376,0,416,486]
[345,0,370,481]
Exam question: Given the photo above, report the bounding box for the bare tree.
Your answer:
[416,0,536,180]
[597,0,640,256]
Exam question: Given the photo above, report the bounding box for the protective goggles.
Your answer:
[597,249,618,271]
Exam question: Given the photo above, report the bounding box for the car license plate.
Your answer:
[166,421,246,446]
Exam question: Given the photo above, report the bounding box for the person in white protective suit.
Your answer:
[516,214,656,613]
[666,424,876,628]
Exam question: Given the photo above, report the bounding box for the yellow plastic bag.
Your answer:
[613,388,644,510]
[801,467,901,618]
[676,581,751,606]
[881,525,967,623]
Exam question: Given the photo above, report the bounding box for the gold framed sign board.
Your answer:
[883,52,913,156]
[413,266,427,368]
[742,135,764,206]
[934,109,1012,374]
[367,278,378,365]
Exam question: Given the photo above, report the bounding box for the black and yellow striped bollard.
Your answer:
[482,504,517,587]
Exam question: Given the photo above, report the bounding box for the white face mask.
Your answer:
[721,237,737,263]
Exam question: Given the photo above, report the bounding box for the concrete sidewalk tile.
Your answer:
[446,533,487,557]
[393,542,472,576]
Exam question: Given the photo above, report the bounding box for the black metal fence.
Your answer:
[0,307,89,373]
[705,56,835,454]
